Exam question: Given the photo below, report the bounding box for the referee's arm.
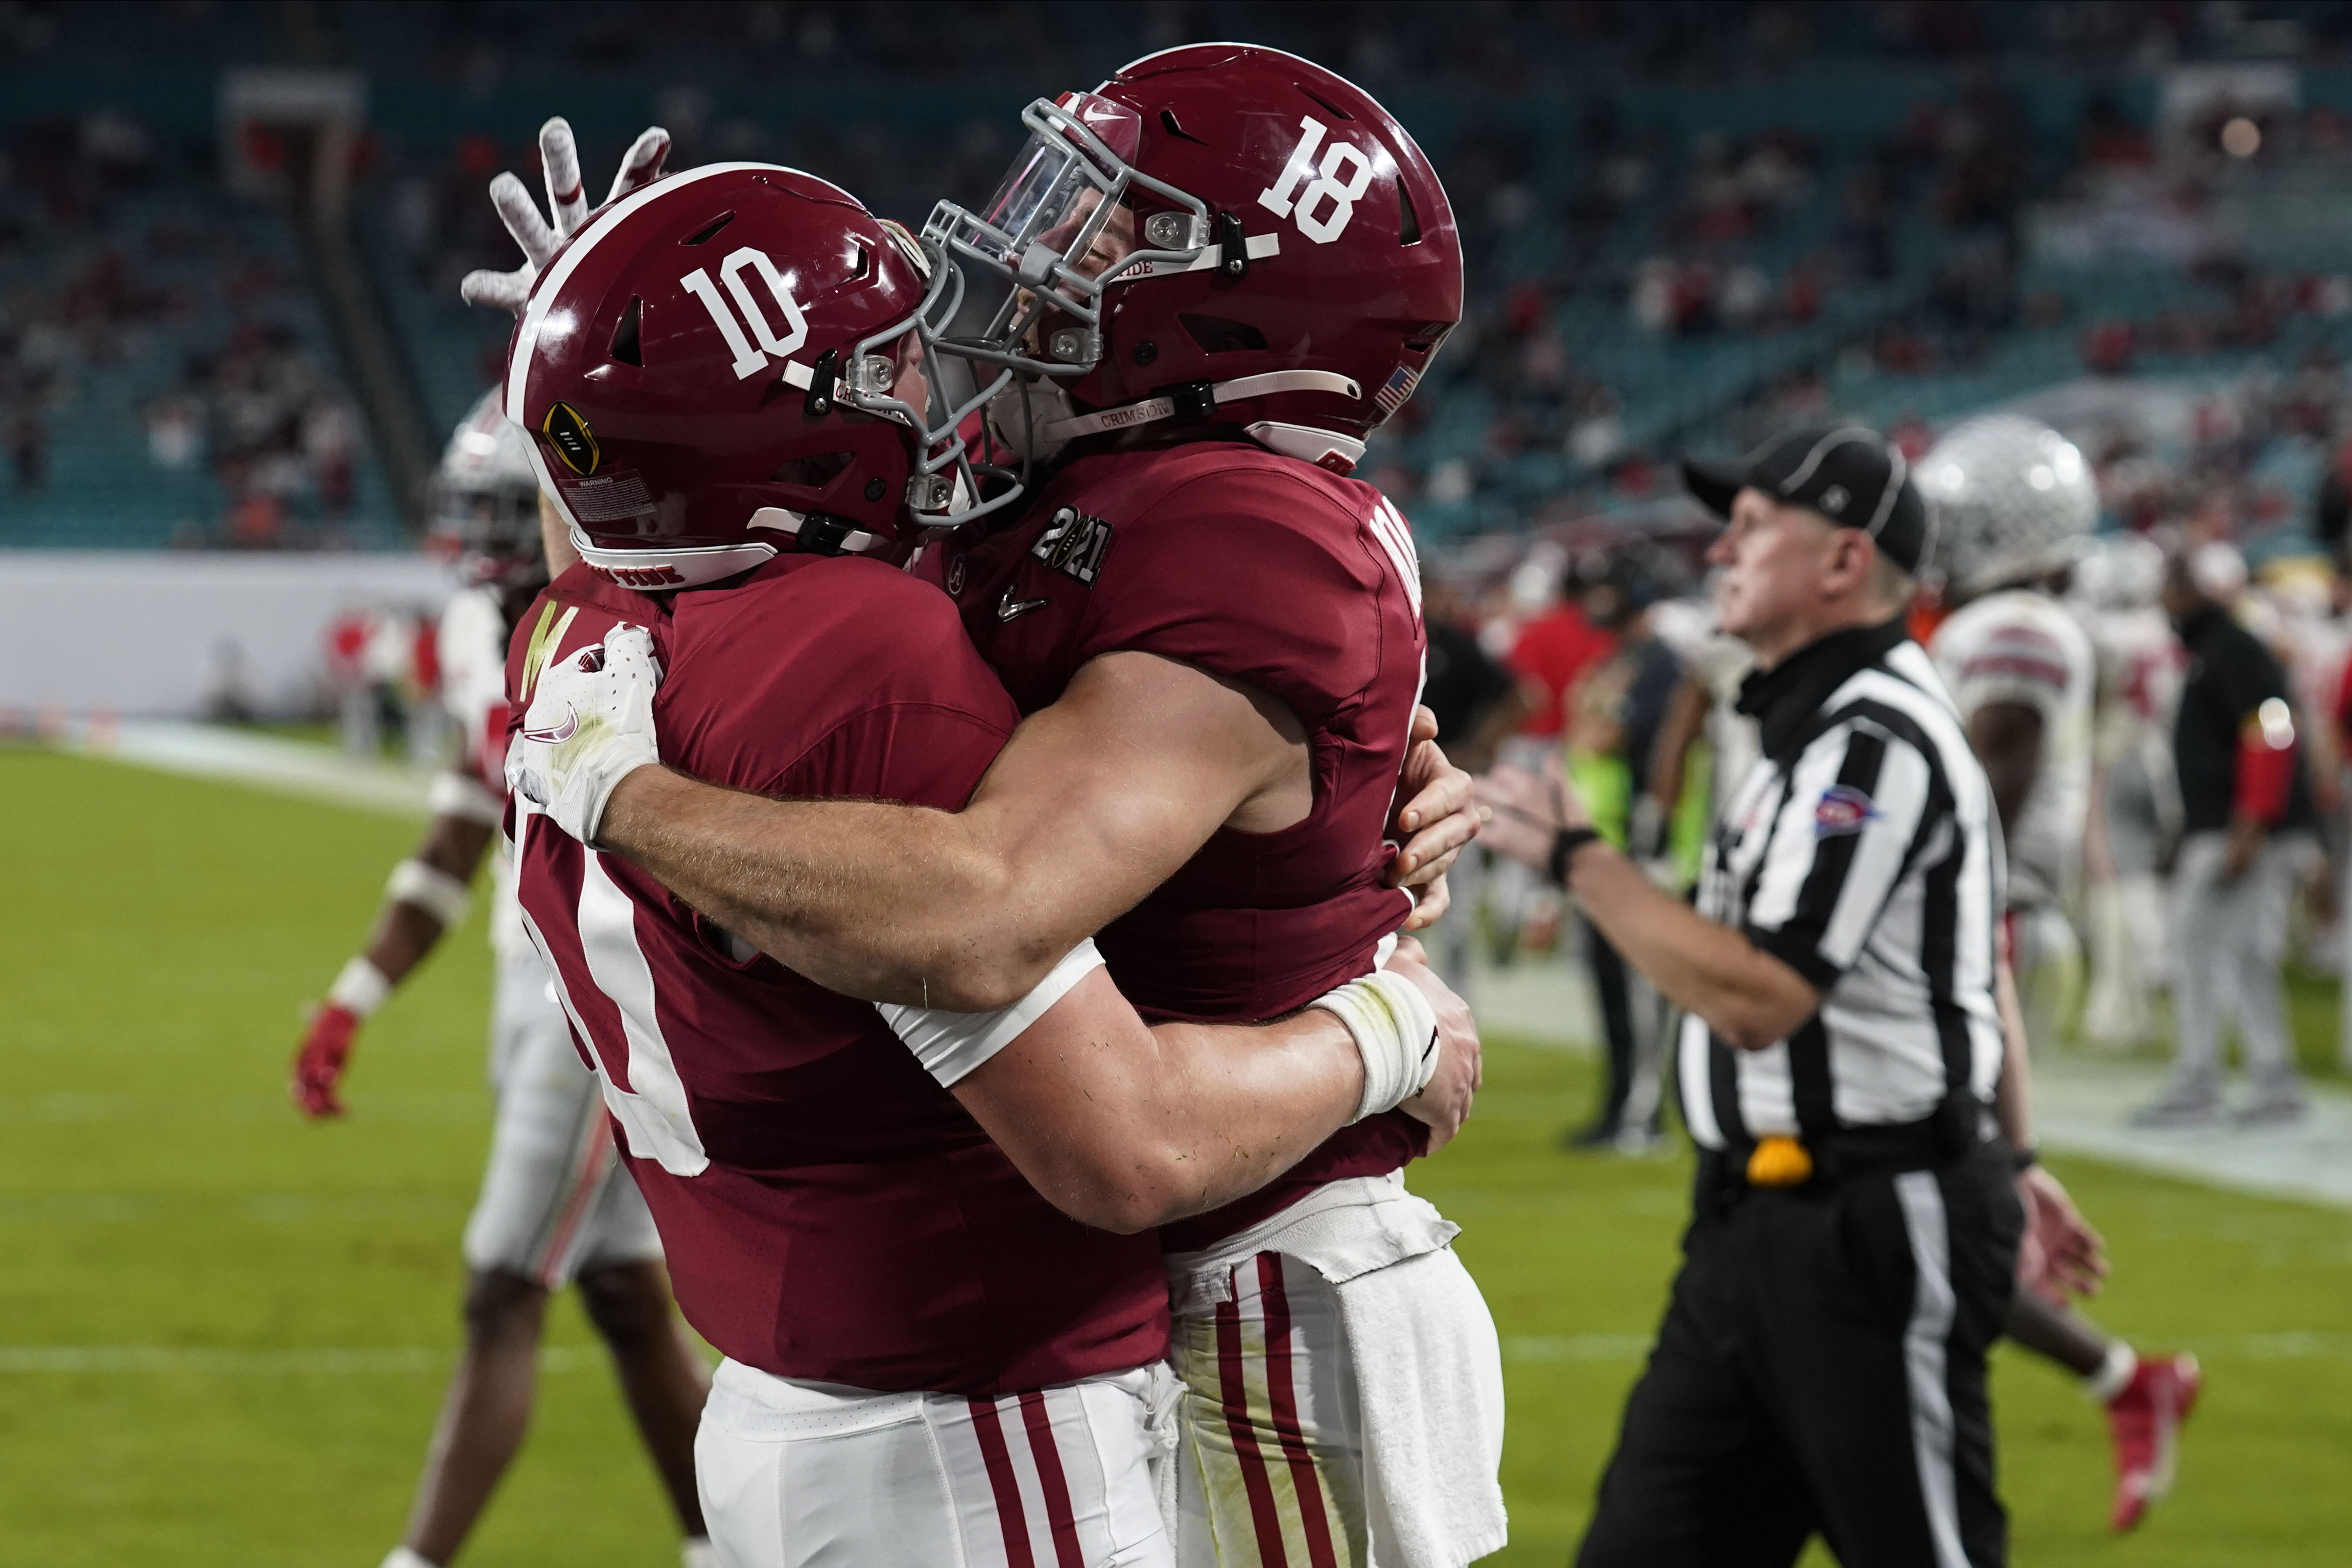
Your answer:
[1476,766,1817,1050]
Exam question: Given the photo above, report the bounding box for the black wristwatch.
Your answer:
[1548,826,1602,887]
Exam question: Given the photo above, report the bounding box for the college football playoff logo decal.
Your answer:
[542,402,601,477]
[1813,785,1878,838]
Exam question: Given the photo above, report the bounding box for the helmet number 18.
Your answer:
[1257,117,1377,245]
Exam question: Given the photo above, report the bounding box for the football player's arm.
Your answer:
[289,801,497,1118]
[600,649,1461,1010]
[1966,700,2044,839]
[940,942,1476,1233]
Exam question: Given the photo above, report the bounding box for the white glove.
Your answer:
[506,625,663,844]
[461,117,671,313]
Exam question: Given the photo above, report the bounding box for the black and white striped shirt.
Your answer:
[1680,617,2006,1151]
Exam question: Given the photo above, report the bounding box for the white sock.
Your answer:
[2087,1341,2139,1403]
[382,1551,441,1568]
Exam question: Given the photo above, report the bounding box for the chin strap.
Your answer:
[748,507,888,556]
[1039,370,1362,444]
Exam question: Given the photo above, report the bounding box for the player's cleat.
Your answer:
[2106,1351,2201,1531]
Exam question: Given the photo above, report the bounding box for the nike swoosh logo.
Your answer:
[521,705,580,744]
[997,588,1049,623]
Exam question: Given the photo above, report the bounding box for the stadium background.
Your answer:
[4,2,2351,1564]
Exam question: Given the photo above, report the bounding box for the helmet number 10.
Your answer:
[1257,117,1376,246]
[680,247,809,381]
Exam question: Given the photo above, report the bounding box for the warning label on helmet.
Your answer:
[560,471,656,525]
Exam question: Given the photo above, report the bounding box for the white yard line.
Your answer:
[55,721,435,818]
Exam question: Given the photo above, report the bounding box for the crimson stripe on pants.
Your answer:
[968,1396,1038,1568]
[1017,1390,1087,1568]
[1217,1266,1291,1566]
[1257,1253,1341,1568]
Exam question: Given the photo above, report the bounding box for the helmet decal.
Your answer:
[541,402,600,476]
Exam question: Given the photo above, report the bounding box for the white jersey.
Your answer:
[1930,589,2096,910]
[437,586,529,961]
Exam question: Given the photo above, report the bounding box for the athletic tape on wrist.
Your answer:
[386,859,474,928]
[1310,968,1442,1122]
[876,941,1108,1088]
[327,956,393,1018]
[427,769,504,826]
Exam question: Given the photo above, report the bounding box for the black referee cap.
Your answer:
[1682,426,1930,574]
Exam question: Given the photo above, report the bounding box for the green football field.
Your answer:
[5,746,2350,1566]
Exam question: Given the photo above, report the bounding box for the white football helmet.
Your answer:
[430,388,545,586]
[1918,414,2099,598]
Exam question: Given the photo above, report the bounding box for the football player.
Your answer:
[493,162,1475,1568]
[1920,415,2202,1533]
[476,50,1501,1568]
[287,390,713,1568]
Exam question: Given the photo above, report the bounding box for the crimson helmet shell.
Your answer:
[926,43,1462,473]
[506,163,1001,590]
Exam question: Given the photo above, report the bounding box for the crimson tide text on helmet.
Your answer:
[430,386,547,588]
[1918,414,2100,601]
[505,162,1015,591]
[923,42,1463,475]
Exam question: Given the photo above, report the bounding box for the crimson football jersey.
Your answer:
[506,557,1167,1395]
[936,439,1430,1249]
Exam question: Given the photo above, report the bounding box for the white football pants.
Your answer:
[696,1358,1175,1568]
[1166,1211,1506,1567]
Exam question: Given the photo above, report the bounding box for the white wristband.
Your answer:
[386,859,474,928]
[327,956,393,1018]
[1309,969,1441,1122]
[428,769,505,826]
[876,941,1108,1088]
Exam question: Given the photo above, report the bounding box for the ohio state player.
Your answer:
[1922,416,2201,1533]
[496,162,1474,1568]
[288,390,711,1568]
[514,49,1504,1566]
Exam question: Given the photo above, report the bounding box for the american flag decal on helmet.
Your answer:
[1374,363,1421,415]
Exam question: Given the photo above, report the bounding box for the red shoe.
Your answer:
[2106,1352,2202,1531]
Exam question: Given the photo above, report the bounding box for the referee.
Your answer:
[1481,426,2027,1567]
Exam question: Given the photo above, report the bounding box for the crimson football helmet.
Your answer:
[923,43,1462,474]
[505,163,1014,590]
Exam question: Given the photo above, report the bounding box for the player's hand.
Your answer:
[1401,871,1450,933]
[1387,706,1481,897]
[1386,936,1479,1152]
[506,625,664,844]
[461,118,671,312]
[290,1004,362,1119]
[1474,754,1593,873]
[2016,1163,2108,1302]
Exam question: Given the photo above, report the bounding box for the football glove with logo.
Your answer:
[506,625,664,844]
[461,117,671,313]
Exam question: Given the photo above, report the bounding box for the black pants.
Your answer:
[1585,925,1636,1133]
[1577,1144,2022,1568]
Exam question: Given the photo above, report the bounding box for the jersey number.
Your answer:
[681,246,809,381]
[1257,117,1376,245]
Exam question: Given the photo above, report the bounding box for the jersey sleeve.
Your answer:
[1740,718,1943,990]
[1943,613,2073,724]
[1068,466,1398,726]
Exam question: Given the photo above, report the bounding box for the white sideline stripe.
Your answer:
[0,1346,598,1374]
[1502,1332,2352,1363]
[1894,1171,1969,1568]
[52,722,434,818]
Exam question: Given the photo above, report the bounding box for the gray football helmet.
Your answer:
[1918,414,2099,599]
[429,387,545,586]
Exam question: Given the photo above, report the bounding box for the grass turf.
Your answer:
[4,746,2349,1565]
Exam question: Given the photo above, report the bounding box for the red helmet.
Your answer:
[506,162,1013,590]
[922,43,1461,474]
